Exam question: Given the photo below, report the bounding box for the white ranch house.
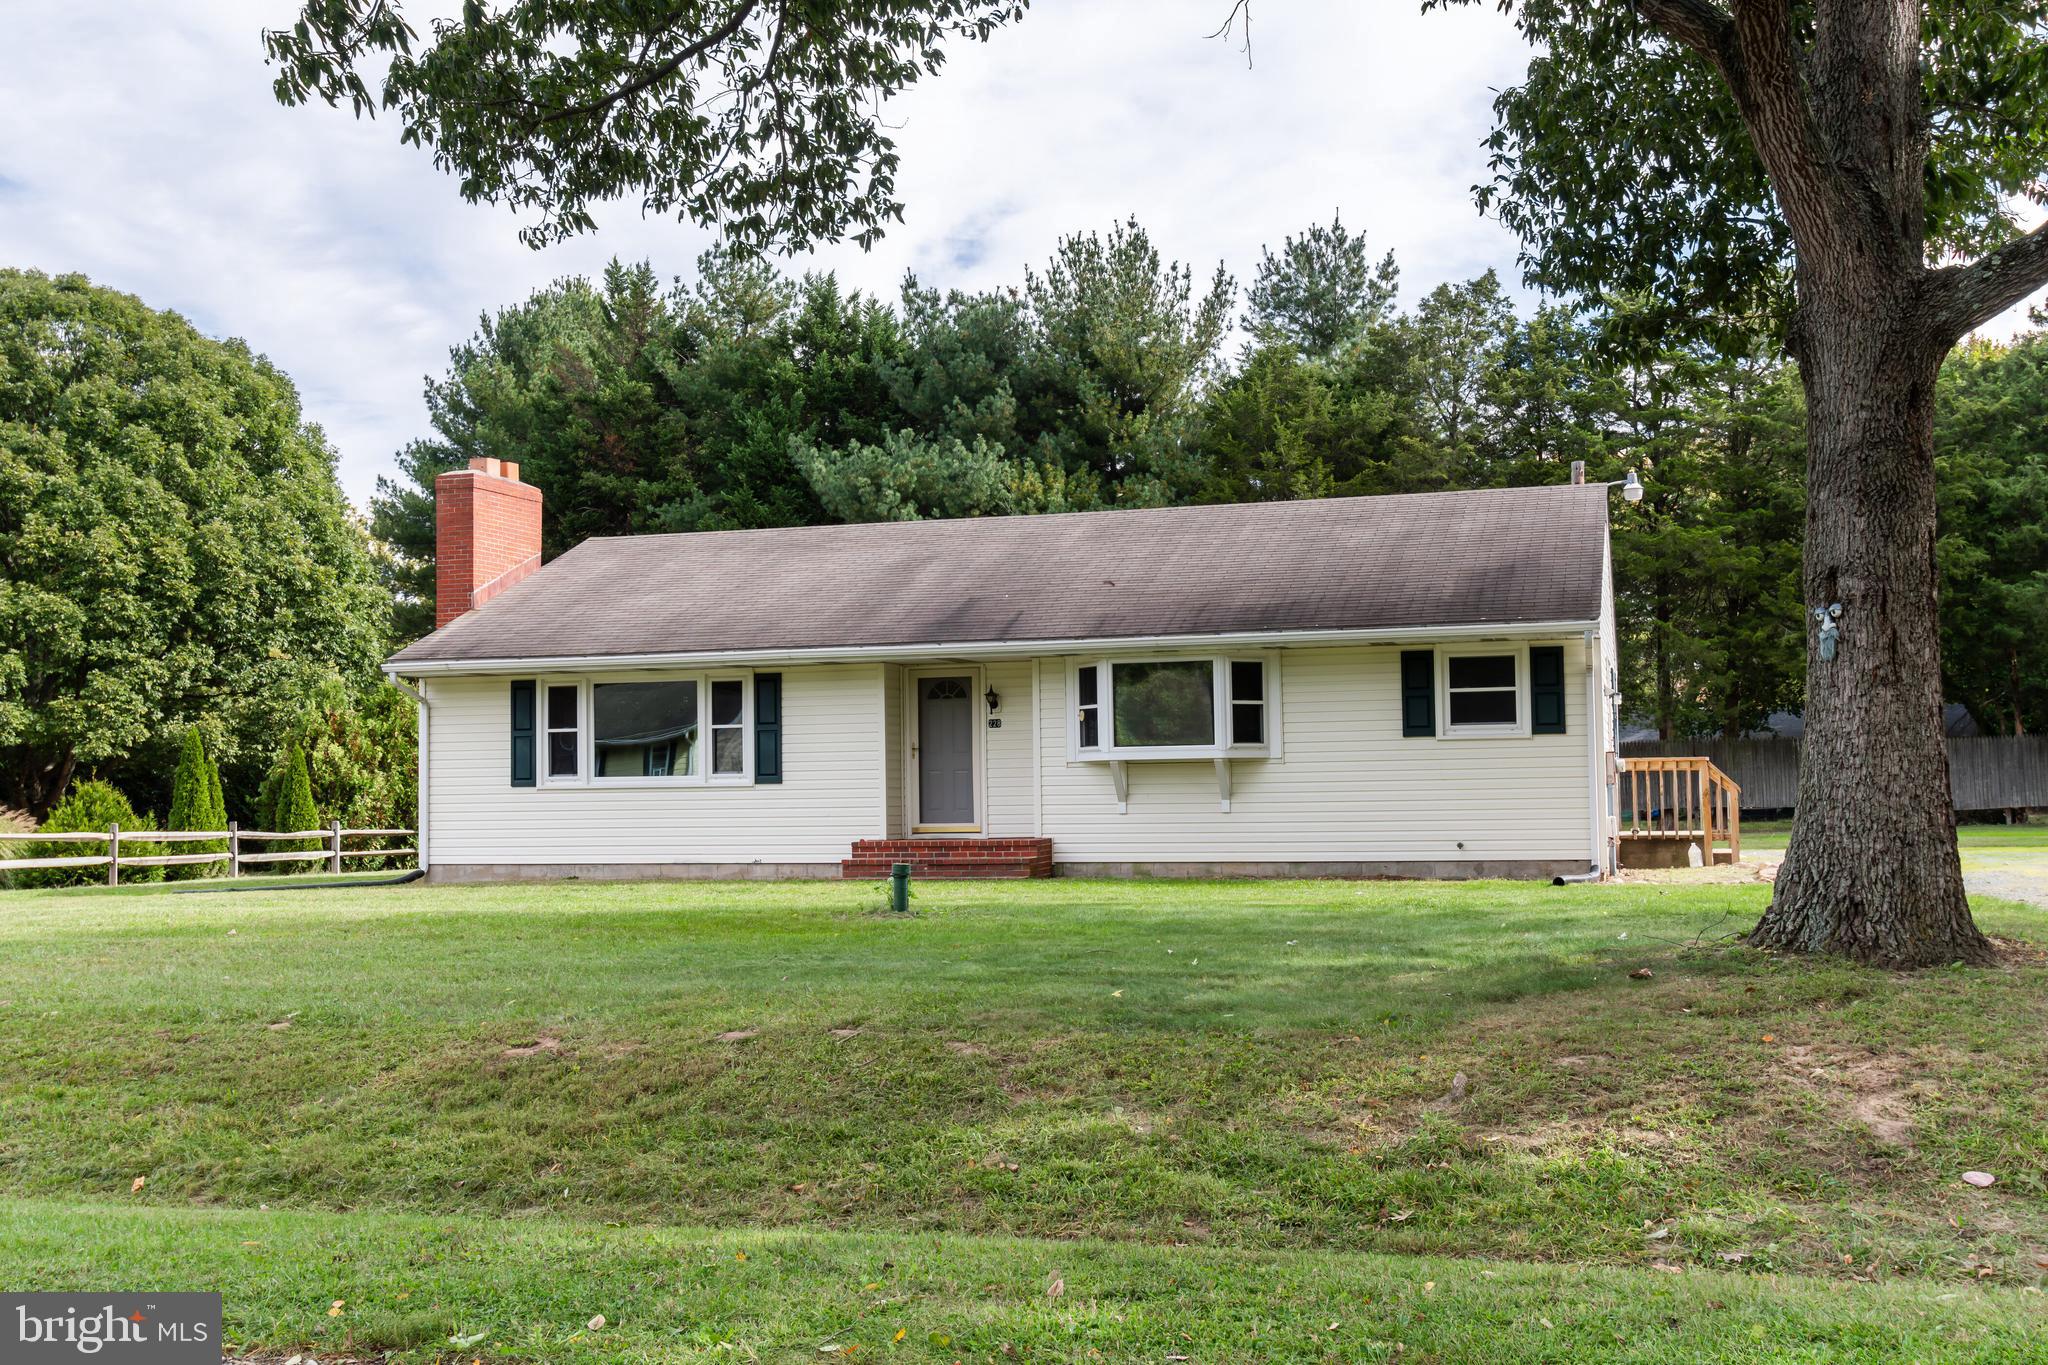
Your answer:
[386,459,1629,880]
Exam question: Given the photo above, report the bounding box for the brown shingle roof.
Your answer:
[387,484,1608,667]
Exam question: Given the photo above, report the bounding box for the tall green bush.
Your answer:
[263,679,416,871]
[165,729,228,880]
[267,745,322,868]
[7,781,160,890]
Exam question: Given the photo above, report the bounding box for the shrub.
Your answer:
[6,781,162,890]
[271,679,417,870]
[266,744,323,869]
[165,729,229,880]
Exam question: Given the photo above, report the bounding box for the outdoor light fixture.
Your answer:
[984,686,1001,713]
[1621,470,1644,504]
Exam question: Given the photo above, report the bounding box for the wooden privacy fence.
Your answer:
[1618,756,1742,863]
[1620,735,2048,813]
[0,823,415,886]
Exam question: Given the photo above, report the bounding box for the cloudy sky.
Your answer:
[4,2,2040,509]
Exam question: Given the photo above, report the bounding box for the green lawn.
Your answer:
[3,876,2045,1361]
[1737,819,2048,854]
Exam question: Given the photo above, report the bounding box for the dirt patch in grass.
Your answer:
[1781,1045,1923,1150]
[1617,858,1781,886]
[1988,934,2048,967]
[500,1034,561,1058]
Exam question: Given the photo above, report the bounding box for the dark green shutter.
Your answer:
[1400,650,1435,737]
[510,680,536,787]
[1531,645,1567,734]
[754,673,782,783]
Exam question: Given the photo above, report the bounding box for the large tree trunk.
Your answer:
[1751,290,1993,966]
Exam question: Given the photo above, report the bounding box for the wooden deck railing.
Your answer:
[1619,756,1742,863]
[0,822,415,886]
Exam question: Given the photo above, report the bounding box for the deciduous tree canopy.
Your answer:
[266,0,1024,250]
[0,270,390,819]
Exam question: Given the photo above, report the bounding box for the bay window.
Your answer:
[1072,655,1276,759]
[1113,661,1215,747]
[1076,665,1102,749]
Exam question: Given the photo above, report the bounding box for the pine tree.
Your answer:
[165,729,229,880]
[269,744,322,869]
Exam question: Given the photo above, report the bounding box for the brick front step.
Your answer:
[842,837,1054,879]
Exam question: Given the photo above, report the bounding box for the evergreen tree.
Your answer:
[165,728,229,880]
[272,679,417,839]
[1936,336,2048,738]
[1244,214,1399,358]
[268,744,322,865]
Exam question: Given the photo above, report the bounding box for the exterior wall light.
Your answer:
[984,686,1001,713]
[1621,470,1644,504]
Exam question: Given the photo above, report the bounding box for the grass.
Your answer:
[1737,820,2048,853]
[14,1200,2044,1363]
[3,876,2045,1360]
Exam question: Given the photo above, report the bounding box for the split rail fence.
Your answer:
[0,824,415,886]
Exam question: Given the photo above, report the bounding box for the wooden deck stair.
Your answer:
[1617,756,1742,868]
[842,838,1054,879]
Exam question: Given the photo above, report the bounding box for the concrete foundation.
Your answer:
[426,859,1591,883]
[1053,860,1590,881]
[427,862,840,883]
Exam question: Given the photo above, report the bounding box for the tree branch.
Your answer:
[1925,219,2048,343]
[1634,0,1738,73]
[1635,0,1852,266]
[1723,0,1847,256]
[532,0,764,129]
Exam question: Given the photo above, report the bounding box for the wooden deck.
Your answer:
[1618,756,1741,866]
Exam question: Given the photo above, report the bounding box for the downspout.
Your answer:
[386,674,430,875]
[1555,626,1605,885]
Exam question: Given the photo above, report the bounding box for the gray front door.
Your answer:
[917,676,976,826]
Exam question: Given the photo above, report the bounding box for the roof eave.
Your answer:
[383,618,1603,678]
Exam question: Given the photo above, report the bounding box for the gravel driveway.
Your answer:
[1962,847,2048,910]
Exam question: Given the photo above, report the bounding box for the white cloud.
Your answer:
[2,1,2039,508]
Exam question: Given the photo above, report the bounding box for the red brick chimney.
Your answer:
[435,457,543,629]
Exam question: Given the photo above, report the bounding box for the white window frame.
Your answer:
[1074,663,1104,754]
[540,678,586,786]
[1225,658,1270,751]
[704,675,754,783]
[525,670,755,788]
[1438,644,1530,739]
[1068,653,1279,761]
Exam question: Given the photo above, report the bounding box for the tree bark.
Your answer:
[1751,283,1993,965]
[7,748,74,822]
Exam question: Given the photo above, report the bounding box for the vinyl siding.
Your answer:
[882,664,905,837]
[424,663,882,866]
[421,642,1593,870]
[983,658,1036,836]
[1035,642,1593,863]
